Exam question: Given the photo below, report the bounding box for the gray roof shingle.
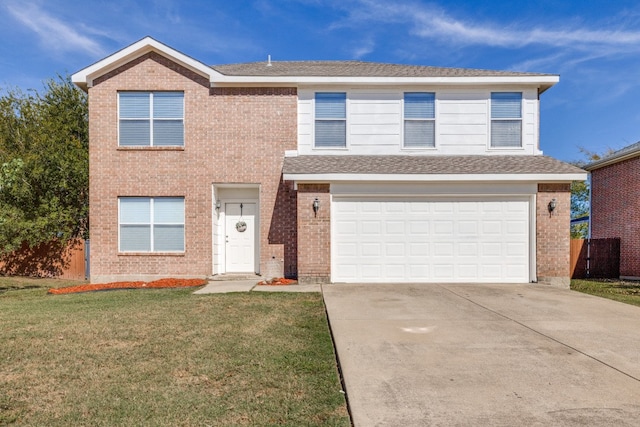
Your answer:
[283,155,584,176]
[212,61,554,78]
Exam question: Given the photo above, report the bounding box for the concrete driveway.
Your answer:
[322,283,640,426]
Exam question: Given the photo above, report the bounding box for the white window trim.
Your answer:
[313,91,349,150]
[118,92,185,147]
[488,92,524,150]
[118,197,185,253]
[402,92,437,150]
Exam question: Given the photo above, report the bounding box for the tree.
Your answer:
[0,76,88,254]
[569,147,614,239]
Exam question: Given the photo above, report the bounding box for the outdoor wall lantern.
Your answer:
[215,200,221,210]
[313,198,320,217]
[548,198,557,216]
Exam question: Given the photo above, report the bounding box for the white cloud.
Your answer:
[352,38,375,59]
[5,2,106,57]
[337,0,640,56]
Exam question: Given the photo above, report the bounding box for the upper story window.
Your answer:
[119,197,185,252]
[119,92,184,147]
[490,92,522,148]
[315,92,346,148]
[404,92,435,148]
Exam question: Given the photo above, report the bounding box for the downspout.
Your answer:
[587,172,592,277]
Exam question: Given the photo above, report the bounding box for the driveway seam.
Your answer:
[441,285,640,384]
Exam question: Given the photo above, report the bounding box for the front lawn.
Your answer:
[571,279,640,307]
[0,277,349,426]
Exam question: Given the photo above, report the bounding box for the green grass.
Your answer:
[0,277,349,426]
[571,279,640,307]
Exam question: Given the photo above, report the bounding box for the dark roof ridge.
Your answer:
[211,60,556,78]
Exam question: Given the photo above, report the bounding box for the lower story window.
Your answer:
[119,197,185,252]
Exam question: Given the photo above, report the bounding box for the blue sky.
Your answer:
[2,0,640,162]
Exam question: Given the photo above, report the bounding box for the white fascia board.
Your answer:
[72,37,221,90]
[283,172,587,183]
[211,75,559,87]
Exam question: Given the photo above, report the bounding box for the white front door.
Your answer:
[225,202,256,273]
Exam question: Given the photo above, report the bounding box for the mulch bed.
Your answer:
[257,278,298,286]
[48,278,207,295]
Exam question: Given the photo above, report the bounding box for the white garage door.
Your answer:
[332,197,530,283]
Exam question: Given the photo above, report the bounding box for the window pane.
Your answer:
[315,120,346,147]
[153,120,184,146]
[120,225,151,251]
[120,198,151,223]
[404,121,435,147]
[315,93,346,118]
[120,93,150,119]
[154,92,184,118]
[405,93,435,119]
[491,92,521,118]
[491,120,522,147]
[154,197,184,223]
[154,225,185,251]
[120,120,151,146]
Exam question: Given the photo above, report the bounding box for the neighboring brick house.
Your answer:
[72,37,585,287]
[585,142,640,279]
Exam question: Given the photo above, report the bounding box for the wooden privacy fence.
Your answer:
[0,239,88,280]
[570,238,620,279]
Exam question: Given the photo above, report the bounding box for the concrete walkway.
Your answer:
[323,283,640,426]
[194,280,321,294]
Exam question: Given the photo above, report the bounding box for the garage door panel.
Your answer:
[336,242,358,257]
[361,264,382,279]
[361,242,381,256]
[434,242,454,256]
[458,221,478,235]
[459,264,479,279]
[409,203,430,213]
[385,243,405,256]
[409,243,429,256]
[506,242,527,256]
[410,221,430,234]
[333,198,529,283]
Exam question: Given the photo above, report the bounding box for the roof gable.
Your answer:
[72,37,559,91]
[72,36,221,91]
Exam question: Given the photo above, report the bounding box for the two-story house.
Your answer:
[72,37,585,287]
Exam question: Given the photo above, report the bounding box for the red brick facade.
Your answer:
[85,50,573,286]
[88,53,297,282]
[296,184,331,284]
[590,157,640,277]
[536,184,571,286]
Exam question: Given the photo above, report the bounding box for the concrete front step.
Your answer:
[209,274,262,281]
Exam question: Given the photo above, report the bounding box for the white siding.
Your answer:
[297,87,542,156]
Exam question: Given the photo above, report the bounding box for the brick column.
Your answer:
[536,183,571,288]
[296,184,330,284]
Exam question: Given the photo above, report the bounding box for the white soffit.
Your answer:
[72,37,222,90]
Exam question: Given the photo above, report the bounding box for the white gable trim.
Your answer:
[72,37,221,90]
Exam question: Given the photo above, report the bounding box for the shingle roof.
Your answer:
[212,61,554,78]
[283,155,584,176]
[584,141,640,171]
